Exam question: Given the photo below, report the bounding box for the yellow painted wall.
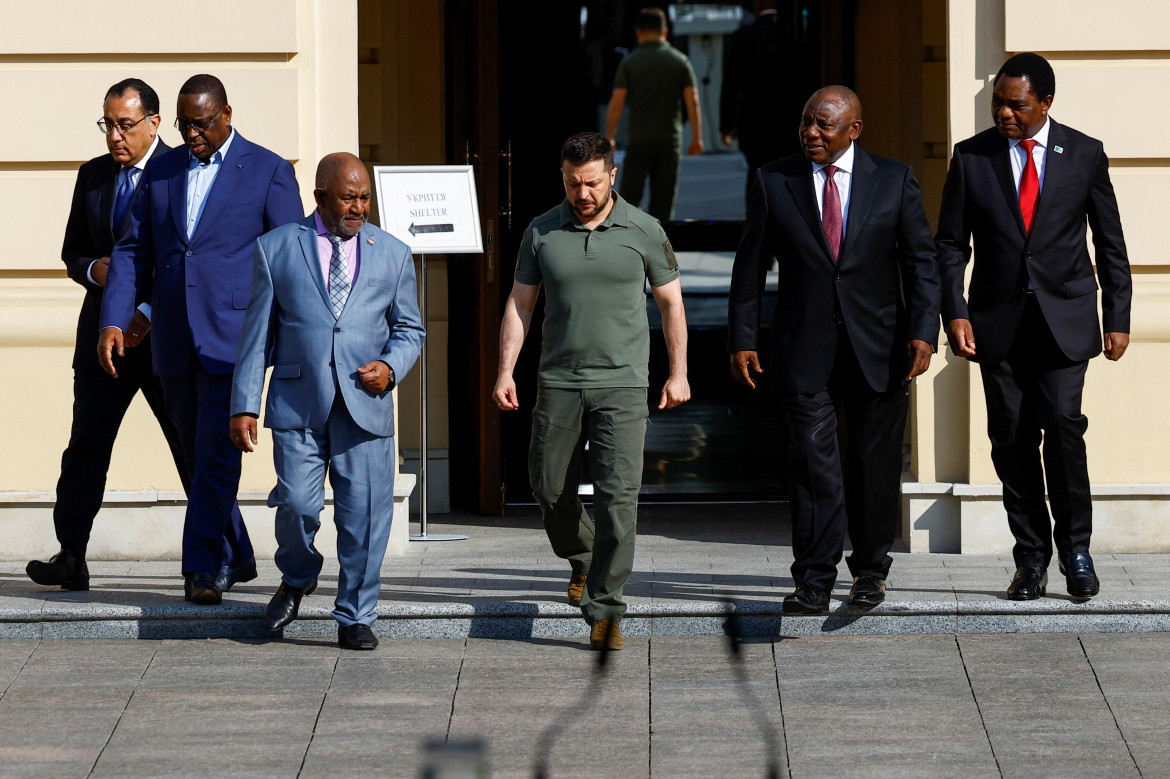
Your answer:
[0,0,359,493]
[914,0,1170,487]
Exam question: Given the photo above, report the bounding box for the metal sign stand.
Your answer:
[410,253,466,542]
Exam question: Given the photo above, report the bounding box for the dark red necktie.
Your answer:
[1018,139,1039,233]
[821,164,842,260]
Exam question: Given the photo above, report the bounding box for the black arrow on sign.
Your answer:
[409,222,455,235]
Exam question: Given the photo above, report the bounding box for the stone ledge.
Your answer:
[4,597,1169,640]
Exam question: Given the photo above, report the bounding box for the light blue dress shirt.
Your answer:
[185,128,236,240]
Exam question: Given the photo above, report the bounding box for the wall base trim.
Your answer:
[0,474,417,561]
[902,481,1170,554]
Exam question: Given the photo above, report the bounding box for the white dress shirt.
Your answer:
[811,141,855,238]
[1008,117,1050,194]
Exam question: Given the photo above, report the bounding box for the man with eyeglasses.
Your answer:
[27,79,188,592]
[98,73,303,605]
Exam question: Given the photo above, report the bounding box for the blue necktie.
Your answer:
[112,168,137,229]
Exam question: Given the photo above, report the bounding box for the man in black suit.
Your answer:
[935,53,1131,602]
[26,78,188,591]
[729,86,940,613]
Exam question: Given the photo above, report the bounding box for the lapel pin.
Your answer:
[366,237,374,245]
[237,163,244,168]
[1053,145,1064,154]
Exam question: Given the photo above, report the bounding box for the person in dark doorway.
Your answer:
[719,0,793,194]
[935,53,1131,602]
[98,74,304,606]
[728,86,941,614]
[605,7,704,222]
[27,79,189,592]
[493,132,690,650]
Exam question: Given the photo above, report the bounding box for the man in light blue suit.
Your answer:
[98,74,303,605]
[230,153,424,650]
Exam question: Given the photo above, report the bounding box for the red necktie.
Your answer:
[821,164,842,260]
[1018,139,1039,233]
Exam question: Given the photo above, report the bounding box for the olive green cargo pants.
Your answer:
[529,387,648,623]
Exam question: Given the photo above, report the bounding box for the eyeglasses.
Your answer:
[97,115,154,135]
[174,105,225,135]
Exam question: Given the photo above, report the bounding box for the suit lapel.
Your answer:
[839,147,877,265]
[296,221,333,315]
[1030,120,1066,230]
[190,133,250,244]
[169,152,189,244]
[101,163,118,241]
[992,139,1028,237]
[336,227,381,321]
[785,168,835,264]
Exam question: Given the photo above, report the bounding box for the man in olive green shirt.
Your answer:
[605,7,704,222]
[492,132,690,651]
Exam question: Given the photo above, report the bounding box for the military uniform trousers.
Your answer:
[619,143,681,223]
[528,386,648,622]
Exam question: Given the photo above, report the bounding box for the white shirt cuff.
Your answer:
[86,260,98,285]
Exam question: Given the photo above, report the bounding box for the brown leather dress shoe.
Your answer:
[567,570,587,606]
[589,619,623,651]
[184,572,222,605]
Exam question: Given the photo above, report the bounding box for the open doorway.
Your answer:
[443,0,942,511]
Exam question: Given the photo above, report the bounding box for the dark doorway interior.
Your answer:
[449,0,853,510]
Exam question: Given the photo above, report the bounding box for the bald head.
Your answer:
[805,86,862,121]
[314,152,371,238]
[315,152,367,189]
[799,86,864,164]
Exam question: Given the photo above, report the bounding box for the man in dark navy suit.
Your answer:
[935,53,1131,602]
[27,79,187,592]
[98,74,304,605]
[729,86,940,614]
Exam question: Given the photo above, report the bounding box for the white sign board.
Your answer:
[373,165,483,255]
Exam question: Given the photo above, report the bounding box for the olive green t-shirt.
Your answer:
[614,39,698,148]
[514,194,680,388]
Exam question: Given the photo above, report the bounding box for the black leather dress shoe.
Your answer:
[1006,566,1047,600]
[184,572,222,605]
[264,580,318,631]
[783,584,831,614]
[215,557,258,593]
[338,623,379,650]
[26,549,89,591]
[848,575,886,609]
[1059,552,1100,600]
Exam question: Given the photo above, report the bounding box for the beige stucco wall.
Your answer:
[905,0,1170,552]
[0,0,359,496]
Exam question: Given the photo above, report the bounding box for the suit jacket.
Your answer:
[728,147,941,394]
[62,140,169,370]
[935,120,1132,363]
[100,132,304,376]
[230,216,425,438]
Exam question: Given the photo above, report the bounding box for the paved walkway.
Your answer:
[2,505,1168,640]
[1,633,1167,777]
